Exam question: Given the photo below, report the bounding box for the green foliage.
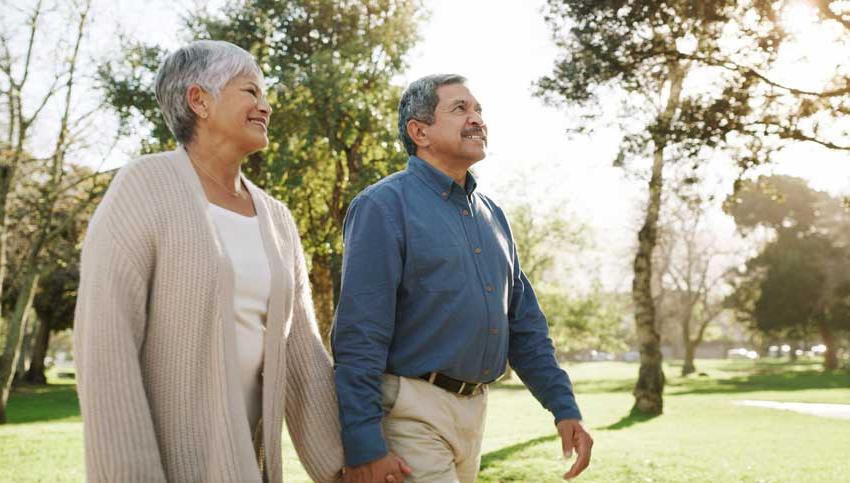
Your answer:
[725,174,824,231]
[726,175,850,344]
[539,287,631,356]
[536,0,787,175]
[97,43,173,151]
[507,201,587,286]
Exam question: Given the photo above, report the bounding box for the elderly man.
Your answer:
[333,74,593,483]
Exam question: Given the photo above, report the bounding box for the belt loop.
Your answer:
[458,382,466,394]
[428,372,437,384]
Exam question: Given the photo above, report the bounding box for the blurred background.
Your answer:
[1,0,848,481]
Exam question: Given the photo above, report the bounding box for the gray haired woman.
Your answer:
[74,40,344,482]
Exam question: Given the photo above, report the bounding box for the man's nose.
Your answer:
[469,110,485,127]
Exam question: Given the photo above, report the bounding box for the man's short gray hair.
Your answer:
[155,40,262,144]
[397,74,467,156]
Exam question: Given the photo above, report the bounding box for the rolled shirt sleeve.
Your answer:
[332,194,403,467]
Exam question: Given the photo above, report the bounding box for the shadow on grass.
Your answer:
[480,434,558,470]
[574,379,635,394]
[598,408,661,431]
[668,369,850,397]
[493,379,635,394]
[6,383,80,424]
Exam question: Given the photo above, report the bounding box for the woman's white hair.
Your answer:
[155,40,262,144]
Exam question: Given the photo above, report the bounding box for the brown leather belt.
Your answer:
[419,372,485,396]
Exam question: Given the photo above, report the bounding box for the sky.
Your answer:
[11,0,850,291]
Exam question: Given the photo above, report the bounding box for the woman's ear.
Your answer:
[187,84,209,119]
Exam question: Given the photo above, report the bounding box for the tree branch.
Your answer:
[679,52,850,98]
[810,0,850,32]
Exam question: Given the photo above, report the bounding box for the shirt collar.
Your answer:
[407,155,478,201]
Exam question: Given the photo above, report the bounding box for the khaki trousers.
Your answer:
[381,375,488,483]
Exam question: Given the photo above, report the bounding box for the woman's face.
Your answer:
[204,72,271,154]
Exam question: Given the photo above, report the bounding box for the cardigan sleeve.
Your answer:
[283,214,345,482]
[73,214,167,482]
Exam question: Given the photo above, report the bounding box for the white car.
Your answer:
[727,348,759,360]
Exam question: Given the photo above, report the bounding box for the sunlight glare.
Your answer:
[780,1,819,35]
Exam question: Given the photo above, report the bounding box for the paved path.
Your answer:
[735,400,850,420]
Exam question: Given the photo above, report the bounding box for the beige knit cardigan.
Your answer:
[74,148,344,482]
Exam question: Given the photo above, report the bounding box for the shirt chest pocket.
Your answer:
[409,234,468,293]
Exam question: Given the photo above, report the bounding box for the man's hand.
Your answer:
[342,453,412,483]
[556,419,593,480]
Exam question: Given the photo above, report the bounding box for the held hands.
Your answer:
[341,452,412,483]
[556,419,593,480]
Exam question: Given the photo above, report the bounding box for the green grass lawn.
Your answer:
[1,360,848,482]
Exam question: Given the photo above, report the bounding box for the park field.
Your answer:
[1,360,848,482]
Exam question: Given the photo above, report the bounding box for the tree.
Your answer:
[0,0,107,423]
[21,168,95,385]
[535,0,786,414]
[500,200,590,379]
[24,263,78,384]
[508,201,587,285]
[540,287,631,359]
[655,202,736,376]
[735,0,850,153]
[99,0,424,339]
[726,175,850,370]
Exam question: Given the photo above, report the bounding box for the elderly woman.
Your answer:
[74,40,344,482]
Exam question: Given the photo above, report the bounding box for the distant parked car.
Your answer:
[620,351,640,362]
[571,349,616,362]
[727,348,759,360]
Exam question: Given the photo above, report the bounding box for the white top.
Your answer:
[208,203,271,431]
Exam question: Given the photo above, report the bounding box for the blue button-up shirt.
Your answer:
[332,156,582,466]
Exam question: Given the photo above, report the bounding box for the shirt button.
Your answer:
[441,191,448,198]
[473,247,482,254]
[462,209,470,216]
[485,285,494,293]
[489,328,498,335]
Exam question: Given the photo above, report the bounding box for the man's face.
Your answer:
[422,83,487,166]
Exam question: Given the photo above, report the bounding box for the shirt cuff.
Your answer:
[552,395,583,423]
[342,423,388,467]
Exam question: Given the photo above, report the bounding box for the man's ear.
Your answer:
[187,84,210,119]
[407,119,429,150]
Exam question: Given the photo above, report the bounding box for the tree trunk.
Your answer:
[12,313,33,386]
[24,317,50,385]
[817,319,838,371]
[681,341,697,376]
[680,309,694,375]
[631,62,685,416]
[309,258,335,348]
[0,270,39,424]
[631,150,667,414]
